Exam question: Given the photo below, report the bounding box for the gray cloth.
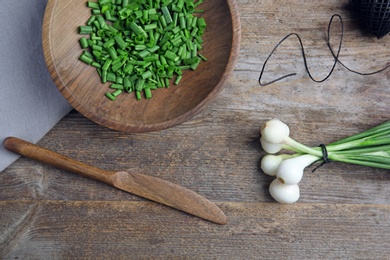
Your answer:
[0,0,72,171]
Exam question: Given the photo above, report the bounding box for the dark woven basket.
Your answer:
[349,0,390,38]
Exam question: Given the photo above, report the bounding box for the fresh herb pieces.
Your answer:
[78,0,207,101]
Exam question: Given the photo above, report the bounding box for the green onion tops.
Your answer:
[78,0,207,101]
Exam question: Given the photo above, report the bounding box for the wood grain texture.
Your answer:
[42,0,241,132]
[2,0,390,258]
[1,201,390,259]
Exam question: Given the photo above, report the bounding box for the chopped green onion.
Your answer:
[112,89,122,97]
[174,75,182,85]
[78,0,207,101]
[79,26,93,34]
[107,72,116,82]
[110,83,124,90]
[197,17,206,30]
[87,2,100,9]
[114,35,127,50]
[135,91,142,100]
[144,87,152,99]
[141,70,153,79]
[79,37,89,48]
[198,54,207,62]
[79,52,93,64]
[164,50,179,62]
[102,59,112,71]
[161,6,173,24]
[105,91,116,100]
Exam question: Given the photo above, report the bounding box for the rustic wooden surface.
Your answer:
[1,0,390,259]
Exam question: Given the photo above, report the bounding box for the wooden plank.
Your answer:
[1,201,390,259]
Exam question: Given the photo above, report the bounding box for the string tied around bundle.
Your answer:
[312,144,331,173]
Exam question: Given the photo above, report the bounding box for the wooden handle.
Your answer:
[3,137,115,185]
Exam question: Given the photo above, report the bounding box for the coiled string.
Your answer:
[258,14,390,86]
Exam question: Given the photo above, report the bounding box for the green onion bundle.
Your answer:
[259,119,390,203]
[78,0,207,101]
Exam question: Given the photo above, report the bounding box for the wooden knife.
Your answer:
[3,137,227,225]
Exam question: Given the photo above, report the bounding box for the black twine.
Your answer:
[312,144,330,173]
[258,14,390,86]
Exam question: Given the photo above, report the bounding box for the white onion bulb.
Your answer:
[260,137,283,154]
[276,154,319,185]
[269,178,300,204]
[261,154,284,176]
[260,119,290,144]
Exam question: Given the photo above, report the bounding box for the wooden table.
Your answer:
[1,0,390,258]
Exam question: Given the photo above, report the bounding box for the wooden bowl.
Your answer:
[42,0,241,132]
